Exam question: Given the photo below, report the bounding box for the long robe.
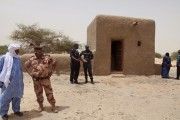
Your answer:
[161,56,171,78]
[0,56,24,116]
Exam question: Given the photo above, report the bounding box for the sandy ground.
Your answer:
[1,67,179,120]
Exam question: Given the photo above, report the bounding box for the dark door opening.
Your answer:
[111,41,123,71]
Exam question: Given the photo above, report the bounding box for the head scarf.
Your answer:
[0,43,20,88]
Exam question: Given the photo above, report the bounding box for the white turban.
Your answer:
[8,44,21,56]
[0,43,21,88]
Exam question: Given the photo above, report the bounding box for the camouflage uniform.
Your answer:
[25,55,56,107]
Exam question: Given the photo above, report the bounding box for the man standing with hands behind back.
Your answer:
[80,45,94,84]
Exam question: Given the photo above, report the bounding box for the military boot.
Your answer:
[38,103,44,112]
[91,78,94,84]
[51,104,58,113]
[85,77,88,83]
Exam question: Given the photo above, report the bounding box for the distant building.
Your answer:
[87,15,159,75]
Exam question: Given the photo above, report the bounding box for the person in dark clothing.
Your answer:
[70,44,80,84]
[161,52,171,78]
[176,50,180,80]
[80,45,94,84]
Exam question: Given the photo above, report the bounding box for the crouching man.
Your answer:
[24,46,58,113]
[0,44,24,120]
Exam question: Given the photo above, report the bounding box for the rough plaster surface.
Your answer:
[87,15,156,75]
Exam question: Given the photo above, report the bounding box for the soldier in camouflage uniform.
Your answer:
[24,46,58,113]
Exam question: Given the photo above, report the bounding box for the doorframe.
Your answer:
[111,39,124,72]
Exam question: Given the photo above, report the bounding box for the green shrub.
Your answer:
[171,51,178,60]
[10,24,77,53]
[155,52,162,58]
[0,45,8,55]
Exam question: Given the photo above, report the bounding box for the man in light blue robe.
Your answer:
[0,44,24,120]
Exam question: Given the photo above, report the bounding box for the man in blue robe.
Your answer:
[161,52,171,78]
[0,44,24,120]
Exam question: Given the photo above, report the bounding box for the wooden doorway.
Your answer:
[111,40,123,71]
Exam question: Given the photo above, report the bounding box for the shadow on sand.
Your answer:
[43,105,69,113]
[73,81,99,85]
[8,109,42,120]
[7,106,69,120]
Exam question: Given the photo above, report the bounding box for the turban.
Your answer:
[0,43,21,88]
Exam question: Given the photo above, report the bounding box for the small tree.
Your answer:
[0,45,8,55]
[155,52,162,58]
[171,51,178,60]
[10,24,77,53]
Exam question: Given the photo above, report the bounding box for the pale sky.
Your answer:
[0,0,179,54]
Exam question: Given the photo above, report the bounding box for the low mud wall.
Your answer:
[21,54,85,75]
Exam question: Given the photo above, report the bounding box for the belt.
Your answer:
[33,76,50,80]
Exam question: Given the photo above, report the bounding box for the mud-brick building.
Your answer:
[87,15,158,75]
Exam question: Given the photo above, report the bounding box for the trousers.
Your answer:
[83,62,93,80]
[177,66,180,79]
[70,62,80,83]
[33,78,56,106]
[0,96,21,116]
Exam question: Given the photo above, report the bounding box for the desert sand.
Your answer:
[2,66,180,120]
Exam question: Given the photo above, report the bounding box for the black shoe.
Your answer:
[74,81,79,84]
[2,114,8,120]
[90,79,94,84]
[14,112,23,117]
[70,81,74,84]
[85,80,88,84]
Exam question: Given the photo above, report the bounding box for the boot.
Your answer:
[74,80,79,84]
[38,103,44,112]
[91,78,94,84]
[51,104,58,113]
[85,78,88,83]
